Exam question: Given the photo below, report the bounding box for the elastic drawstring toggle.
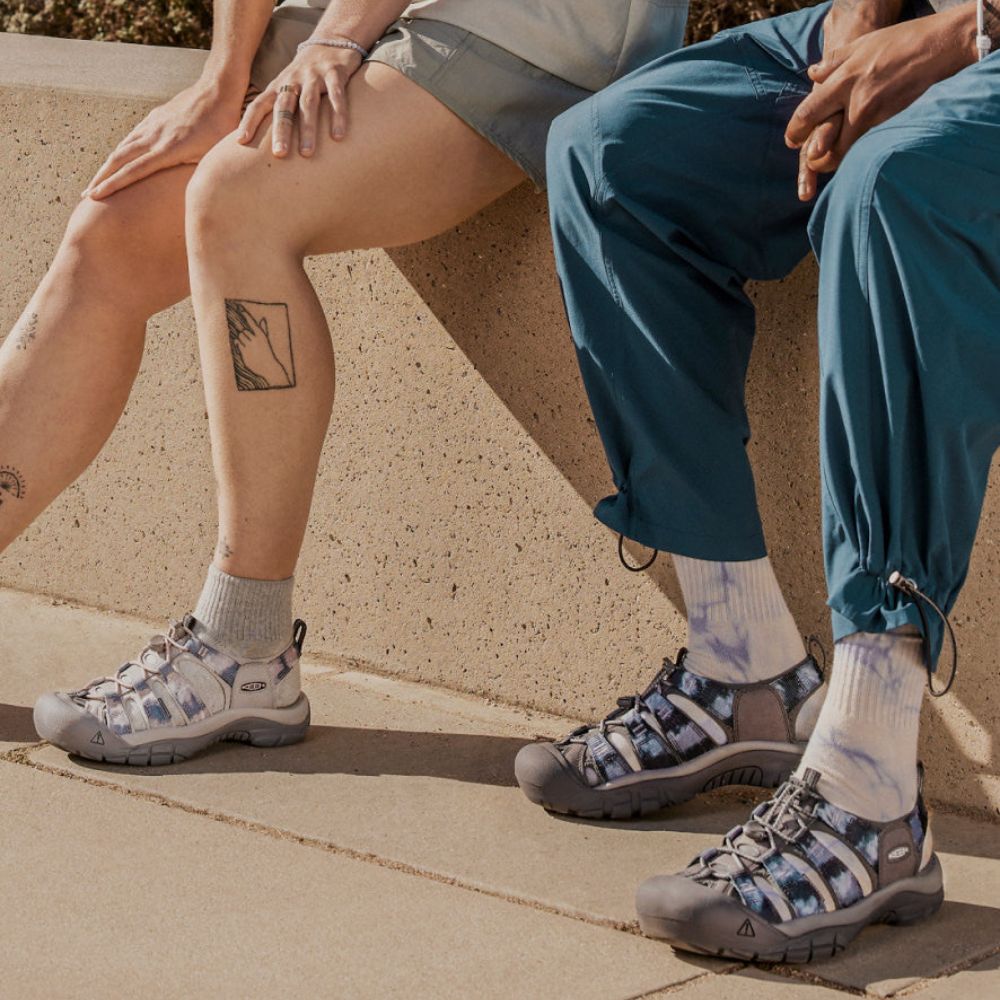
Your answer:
[888,571,958,698]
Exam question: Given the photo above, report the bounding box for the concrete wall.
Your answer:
[1,32,998,819]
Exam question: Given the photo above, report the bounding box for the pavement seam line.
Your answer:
[2,748,649,938]
[619,965,745,999]
[758,963,867,996]
[890,940,1000,997]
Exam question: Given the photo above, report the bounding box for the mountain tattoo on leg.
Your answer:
[225,299,296,391]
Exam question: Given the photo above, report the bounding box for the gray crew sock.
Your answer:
[193,563,294,660]
[796,630,925,821]
[673,555,806,684]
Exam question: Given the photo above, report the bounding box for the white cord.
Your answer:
[978,0,992,62]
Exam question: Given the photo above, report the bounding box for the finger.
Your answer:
[326,74,349,140]
[798,144,818,203]
[810,150,842,175]
[84,134,147,194]
[87,150,166,200]
[298,82,320,156]
[272,85,300,157]
[807,49,846,84]
[806,115,842,163]
[785,84,843,148]
[238,90,277,144]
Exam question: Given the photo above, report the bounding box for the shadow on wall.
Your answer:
[387,181,1000,818]
[388,183,828,639]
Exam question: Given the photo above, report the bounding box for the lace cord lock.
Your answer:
[887,571,958,698]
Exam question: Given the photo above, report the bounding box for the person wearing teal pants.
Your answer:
[521,0,1000,960]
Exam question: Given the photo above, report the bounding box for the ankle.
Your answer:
[674,555,805,684]
[798,631,925,820]
[194,563,294,660]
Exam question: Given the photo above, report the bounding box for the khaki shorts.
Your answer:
[250,14,592,189]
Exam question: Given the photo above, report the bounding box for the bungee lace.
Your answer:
[698,773,819,879]
[75,619,195,705]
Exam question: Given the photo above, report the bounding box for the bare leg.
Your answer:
[185,64,525,579]
[0,165,193,550]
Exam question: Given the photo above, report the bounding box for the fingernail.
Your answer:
[333,129,345,139]
[274,143,287,154]
[301,142,313,152]
[799,180,808,199]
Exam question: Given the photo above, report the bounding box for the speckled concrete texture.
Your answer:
[4,590,1000,998]
[0,35,998,820]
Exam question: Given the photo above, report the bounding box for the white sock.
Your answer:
[796,631,925,821]
[194,564,294,660]
[673,555,806,684]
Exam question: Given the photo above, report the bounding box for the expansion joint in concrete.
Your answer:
[2,746,642,935]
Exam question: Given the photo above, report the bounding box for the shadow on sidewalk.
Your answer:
[0,702,37,744]
[55,724,529,787]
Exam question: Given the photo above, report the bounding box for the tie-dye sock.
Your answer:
[673,555,806,684]
[193,563,294,660]
[796,631,925,821]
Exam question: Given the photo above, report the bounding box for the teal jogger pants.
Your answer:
[547,2,1000,665]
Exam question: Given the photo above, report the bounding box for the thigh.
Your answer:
[194,61,527,257]
[582,2,829,283]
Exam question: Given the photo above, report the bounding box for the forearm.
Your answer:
[311,0,414,50]
[201,0,276,94]
[925,1,1000,69]
[830,0,907,29]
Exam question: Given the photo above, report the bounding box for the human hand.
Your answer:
[789,9,975,197]
[238,42,364,157]
[83,80,245,200]
[796,0,904,202]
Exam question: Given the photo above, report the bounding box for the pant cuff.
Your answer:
[594,492,767,562]
[829,575,944,670]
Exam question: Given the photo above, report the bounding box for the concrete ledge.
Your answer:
[1,33,998,819]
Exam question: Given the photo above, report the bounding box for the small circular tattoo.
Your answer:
[0,466,26,505]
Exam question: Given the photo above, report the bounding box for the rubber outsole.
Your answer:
[637,855,945,963]
[515,742,804,820]
[34,692,311,766]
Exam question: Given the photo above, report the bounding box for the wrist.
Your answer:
[946,5,985,68]
[310,23,382,52]
[197,64,252,101]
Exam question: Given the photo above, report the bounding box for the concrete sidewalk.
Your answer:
[2,587,999,999]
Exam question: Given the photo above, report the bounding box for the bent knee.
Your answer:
[56,181,186,307]
[186,139,303,253]
[810,128,946,251]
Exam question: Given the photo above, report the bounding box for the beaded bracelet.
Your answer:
[297,37,371,60]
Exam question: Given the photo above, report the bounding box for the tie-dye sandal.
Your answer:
[514,651,824,819]
[636,767,942,962]
[33,615,310,765]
